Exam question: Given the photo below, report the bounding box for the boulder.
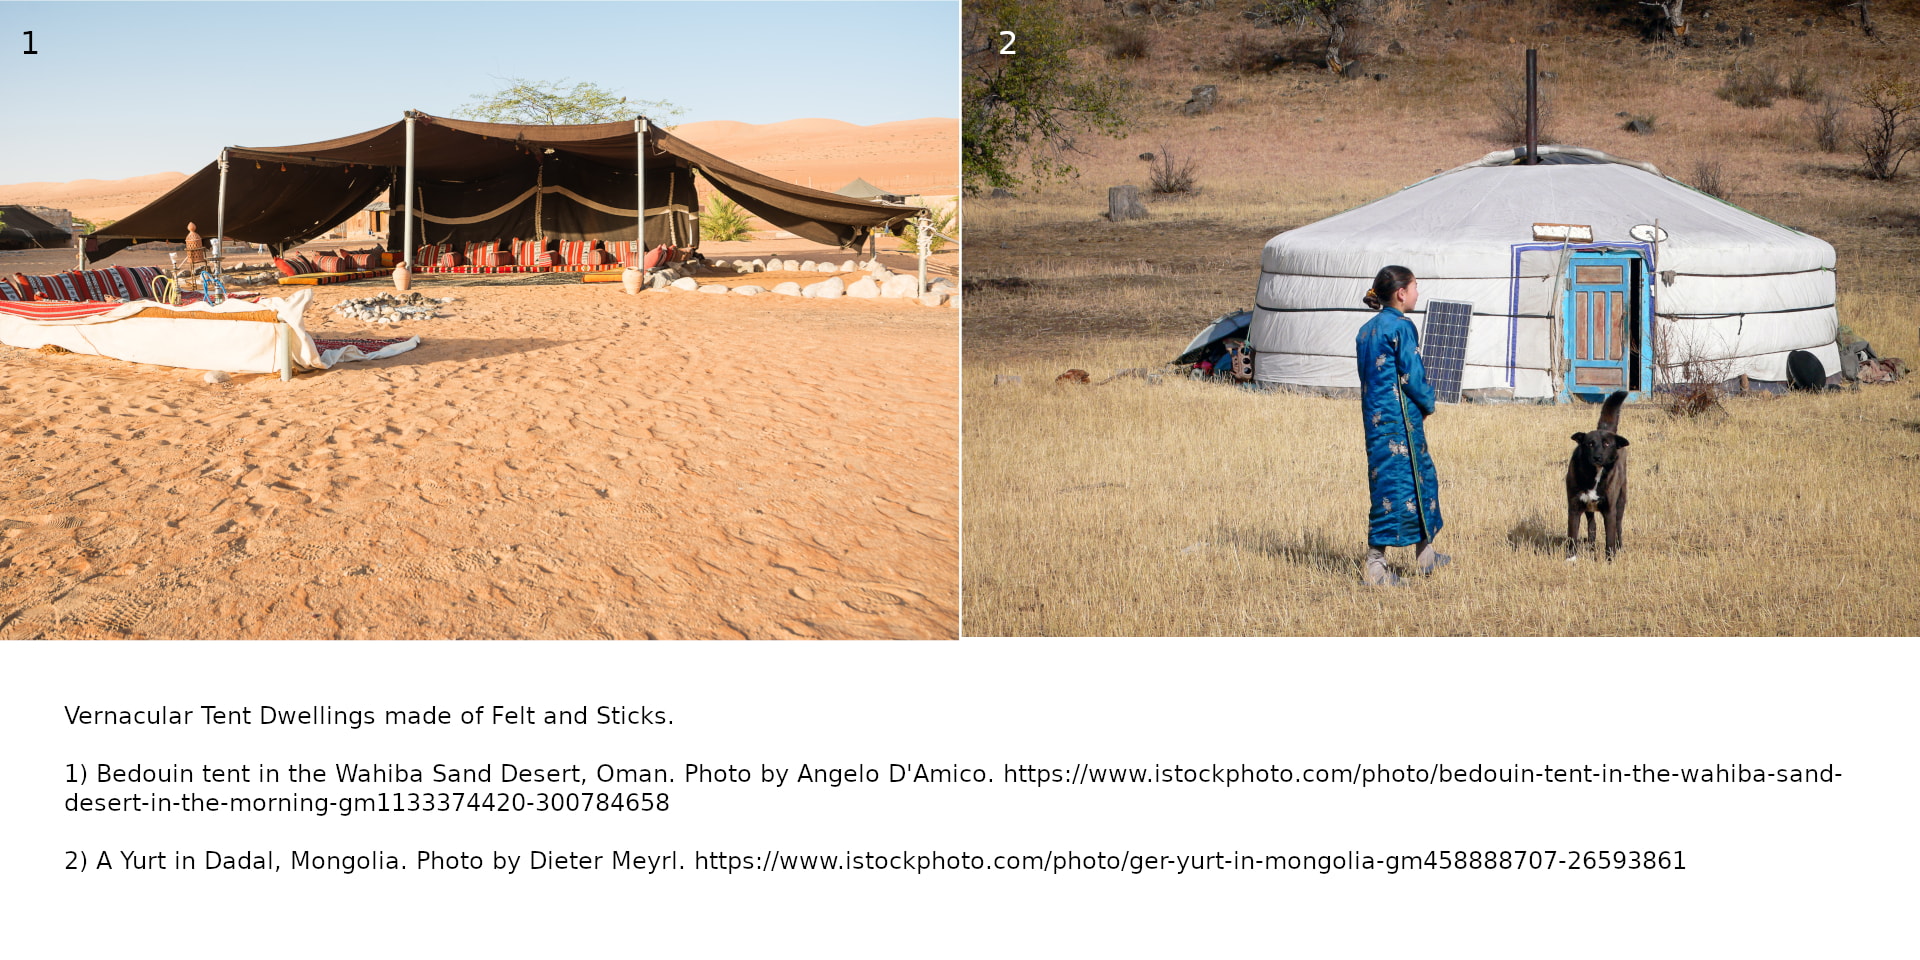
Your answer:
[815,277,845,298]
[734,285,765,296]
[751,259,766,271]
[648,273,673,290]
[881,276,919,299]
[800,260,817,271]
[698,284,730,294]
[840,260,856,272]
[772,282,802,296]
[919,292,948,307]
[670,277,699,291]
[846,277,881,298]
[817,262,838,272]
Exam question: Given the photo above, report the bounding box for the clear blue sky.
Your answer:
[0,0,958,183]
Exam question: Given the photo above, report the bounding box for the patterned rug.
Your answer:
[333,272,586,288]
[313,336,413,353]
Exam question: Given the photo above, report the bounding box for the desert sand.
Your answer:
[0,276,957,640]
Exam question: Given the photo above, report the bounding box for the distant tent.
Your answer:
[835,178,906,204]
[1250,146,1839,400]
[0,205,72,250]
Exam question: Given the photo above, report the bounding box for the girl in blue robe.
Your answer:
[1356,266,1448,586]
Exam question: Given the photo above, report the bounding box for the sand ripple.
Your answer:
[0,282,956,639]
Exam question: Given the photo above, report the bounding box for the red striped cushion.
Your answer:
[513,238,555,268]
[438,251,467,268]
[129,267,163,298]
[315,255,350,274]
[464,241,508,267]
[73,271,109,300]
[101,267,138,300]
[604,240,640,266]
[415,243,442,266]
[0,279,25,301]
[273,257,299,277]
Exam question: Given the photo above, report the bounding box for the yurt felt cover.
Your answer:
[94,113,926,256]
[1250,149,1837,395]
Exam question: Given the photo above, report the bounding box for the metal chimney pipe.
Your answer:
[1525,48,1539,164]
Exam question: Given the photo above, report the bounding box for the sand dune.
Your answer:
[0,117,957,223]
[0,278,958,640]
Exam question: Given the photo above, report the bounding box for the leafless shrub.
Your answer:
[1104,24,1149,61]
[1148,146,1199,195]
[1657,323,1732,418]
[1716,62,1784,109]
[1486,78,1555,145]
[1809,96,1847,153]
[1787,66,1821,102]
[1691,159,1729,200]
[1848,72,1920,181]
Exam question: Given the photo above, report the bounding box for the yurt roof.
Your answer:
[1262,147,1833,279]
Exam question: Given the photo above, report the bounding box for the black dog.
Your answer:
[1566,391,1630,561]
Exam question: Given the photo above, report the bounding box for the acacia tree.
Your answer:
[457,78,681,126]
[963,0,1126,195]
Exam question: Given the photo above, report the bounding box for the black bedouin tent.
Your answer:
[93,111,926,262]
[0,205,73,250]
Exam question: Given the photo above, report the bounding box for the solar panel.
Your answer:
[1420,299,1473,404]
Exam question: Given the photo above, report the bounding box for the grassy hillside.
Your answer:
[962,0,1920,636]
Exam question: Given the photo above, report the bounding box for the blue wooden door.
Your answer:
[1563,253,1642,398]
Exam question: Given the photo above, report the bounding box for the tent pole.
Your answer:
[915,216,930,297]
[403,112,416,269]
[215,148,229,265]
[635,116,649,272]
[1525,48,1539,165]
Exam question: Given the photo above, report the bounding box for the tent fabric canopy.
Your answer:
[1250,146,1838,397]
[0,205,73,250]
[95,111,925,258]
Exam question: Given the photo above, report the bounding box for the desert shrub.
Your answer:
[1809,96,1847,153]
[1691,159,1729,200]
[1787,66,1820,101]
[1486,78,1555,145]
[1716,62,1783,109]
[1847,72,1920,181]
[1657,327,1732,418]
[700,195,756,242]
[1148,146,1199,195]
[897,204,958,255]
[1104,24,1149,60]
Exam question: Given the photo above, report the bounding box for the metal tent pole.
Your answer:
[403,112,417,268]
[635,116,649,272]
[215,148,230,264]
[1525,49,1539,164]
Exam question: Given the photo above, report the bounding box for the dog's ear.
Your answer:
[1615,436,1629,448]
[1571,431,1588,444]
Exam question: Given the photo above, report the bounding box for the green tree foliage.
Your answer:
[700,195,757,242]
[963,0,1127,195]
[456,78,682,126]
[898,203,958,255]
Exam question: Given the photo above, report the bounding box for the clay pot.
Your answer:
[621,266,643,295]
[393,265,411,292]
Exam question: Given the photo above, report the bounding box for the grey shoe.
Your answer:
[1417,550,1452,575]
[1364,557,1406,587]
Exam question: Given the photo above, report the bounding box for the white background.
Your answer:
[4,639,1913,958]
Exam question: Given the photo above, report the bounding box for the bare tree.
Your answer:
[1638,0,1687,41]
[1848,72,1920,180]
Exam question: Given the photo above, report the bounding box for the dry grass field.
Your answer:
[963,0,1920,636]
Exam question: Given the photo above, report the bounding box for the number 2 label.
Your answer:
[999,31,1016,55]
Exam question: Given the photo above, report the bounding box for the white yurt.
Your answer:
[1249,147,1839,400]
